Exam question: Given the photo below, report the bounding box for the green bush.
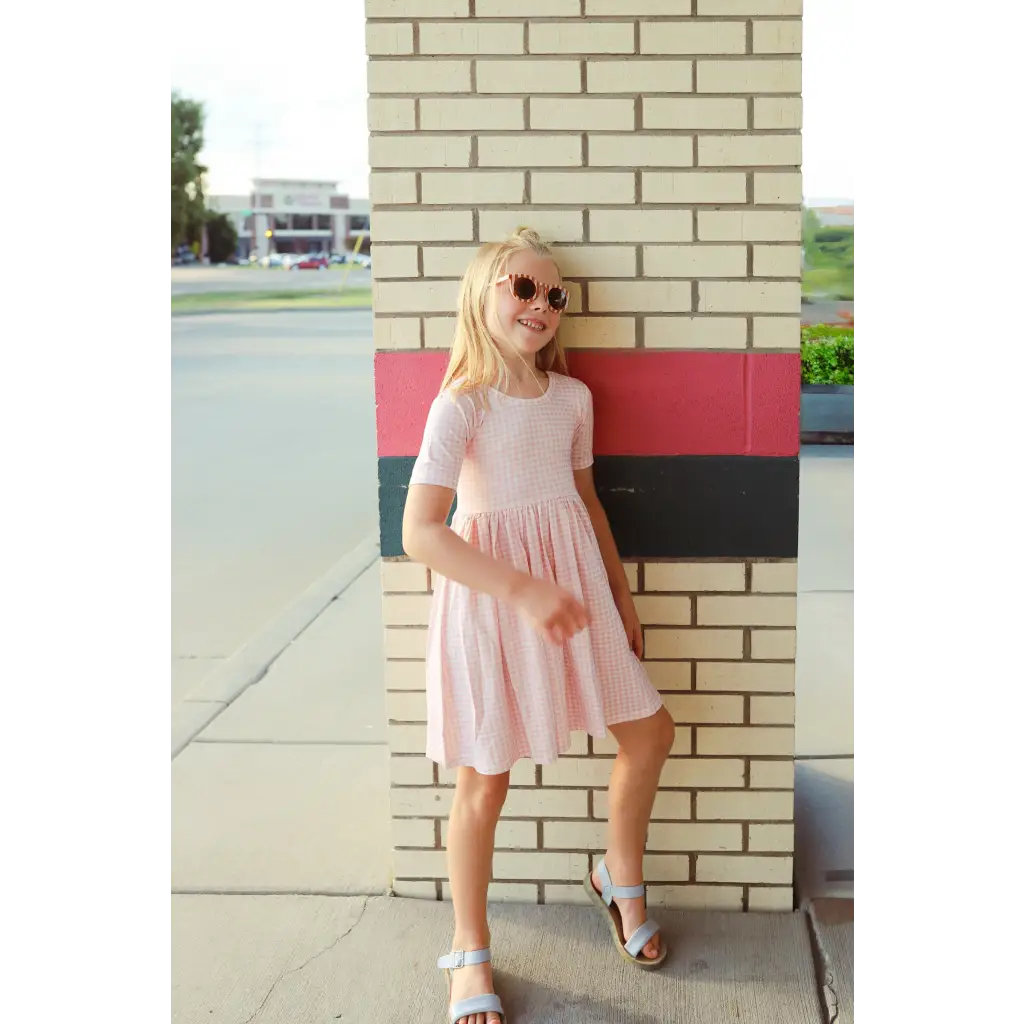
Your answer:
[801,325,854,385]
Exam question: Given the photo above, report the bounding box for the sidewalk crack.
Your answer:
[242,896,370,1024]
[803,901,839,1024]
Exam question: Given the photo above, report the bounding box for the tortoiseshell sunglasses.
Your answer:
[496,273,569,313]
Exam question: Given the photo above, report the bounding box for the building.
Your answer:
[208,179,370,261]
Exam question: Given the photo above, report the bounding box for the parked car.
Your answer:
[330,252,348,264]
[260,253,285,268]
[291,254,329,270]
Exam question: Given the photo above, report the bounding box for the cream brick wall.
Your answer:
[367,1,802,354]
[382,556,797,910]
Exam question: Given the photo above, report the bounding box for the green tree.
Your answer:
[171,93,208,252]
[205,212,238,263]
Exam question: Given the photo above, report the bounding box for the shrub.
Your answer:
[801,325,854,385]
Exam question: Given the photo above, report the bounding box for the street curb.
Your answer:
[172,535,381,759]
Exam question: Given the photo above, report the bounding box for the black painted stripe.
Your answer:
[379,455,798,559]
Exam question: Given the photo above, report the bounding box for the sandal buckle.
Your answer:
[452,949,465,969]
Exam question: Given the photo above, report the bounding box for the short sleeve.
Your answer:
[409,392,474,490]
[571,384,594,471]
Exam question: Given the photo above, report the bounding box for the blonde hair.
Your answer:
[439,227,569,399]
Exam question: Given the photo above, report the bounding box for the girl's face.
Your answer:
[487,249,563,361]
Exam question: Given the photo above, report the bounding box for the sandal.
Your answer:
[436,947,505,1023]
[584,858,668,970]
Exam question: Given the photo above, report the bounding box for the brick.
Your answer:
[643,172,746,205]
[750,760,795,789]
[480,208,584,242]
[696,727,794,757]
[634,595,693,625]
[421,247,475,278]
[749,824,795,853]
[564,732,589,756]
[640,21,746,54]
[664,693,744,725]
[700,282,801,315]
[644,97,747,130]
[543,821,606,850]
[754,97,802,129]
[754,317,801,348]
[385,660,427,691]
[374,317,421,350]
[480,0,580,12]
[365,23,414,56]
[370,135,471,168]
[370,172,417,205]
[503,789,587,817]
[372,246,420,279]
[623,563,639,592]
[659,757,745,788]
[477,60,581,94]
[529,21,635,54]
[531,97,635,131]
[589,134,694,168]
[384,627,427,659]
[644,245,746,279]
[751,562,798,593]
[646,564,747,595]
[754,21,803,54]
[511,760,536,786]
[751,695,795,725]
[391,787,454,817]
[421,171,525,205]
[373,210,474,242]
[479,134,582,167]
[753,245,801,278]
[551,245,636,278]
[442,819,537,849]
[699,210,801,242]
[442,881,539,903]
[375,280,460,314]
[393,879,436,899]
[392,818,436,847]
[389,722,427,753]
[368,60,471,94]
[698,60,801,94]
[698,0,802,13]
[643,660,691,690]
[648,822,743,851]
[645,316,747,350]
[594,789,691,821]
[696,854,793,884]
[641,855,691,882]
[421,97,524,130]
[394,849,448,878]
[749,887,795,912]
[386,690,427,722]
[590,209,692,243]
[420,22,523,55]
[542,759,613,788]
[492,851,589,881]
[368,98,416,132]
[590,281,692,313]
[750,629,797,661]
[389,756,433,784]
[699,136,801,168]
[647,885,743,910]
[366,0,468,14]
[697,661,795,693]
[558,317,636,349]
[587,61,692,94]
[532,172,635,205]
[699,790,794,822]
[587,0,685,11]
[424,317,456,349]
[544,884,592,906]
[645,628,743,660]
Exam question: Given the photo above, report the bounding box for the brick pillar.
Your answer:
[368,0,802,912]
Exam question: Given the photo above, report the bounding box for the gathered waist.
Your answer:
[452,492,586,519]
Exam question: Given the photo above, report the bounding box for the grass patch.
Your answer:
[802,266,854,300]
[171,288,372,314]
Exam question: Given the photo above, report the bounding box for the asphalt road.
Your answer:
[801,299,854,325]
[172,309,378,670]
[171,266,373,296]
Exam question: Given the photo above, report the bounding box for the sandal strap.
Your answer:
[596,859,646,906]
[449,993,504,1022]
[624,918,661,959]
[437,947,492,971]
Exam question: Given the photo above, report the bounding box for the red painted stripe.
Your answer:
[375,350,800,457]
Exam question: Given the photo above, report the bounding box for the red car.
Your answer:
[291,254,329,270]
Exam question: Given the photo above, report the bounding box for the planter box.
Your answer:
[800,384,853,444]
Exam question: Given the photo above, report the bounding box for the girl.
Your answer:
[403,228,676,1024]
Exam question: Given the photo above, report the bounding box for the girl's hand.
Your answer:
[510,576,590,645]
[615,593,644,659]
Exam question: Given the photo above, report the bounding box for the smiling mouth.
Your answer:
[518,318,548,333]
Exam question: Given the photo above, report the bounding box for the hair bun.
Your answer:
[511,226,544,246]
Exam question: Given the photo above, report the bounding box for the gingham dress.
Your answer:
[409,372,664,775]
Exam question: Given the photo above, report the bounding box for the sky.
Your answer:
[171,2,852,204]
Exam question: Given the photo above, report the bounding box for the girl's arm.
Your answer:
[573,466,644,658]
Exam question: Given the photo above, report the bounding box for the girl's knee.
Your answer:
[615,707,675,761]
[455,767,510,818]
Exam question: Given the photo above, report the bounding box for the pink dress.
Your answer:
[410,371,664,775]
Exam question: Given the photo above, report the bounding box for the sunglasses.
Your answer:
[496,273,569,313]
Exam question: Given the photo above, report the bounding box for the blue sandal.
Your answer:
[437,947,505,1023]
[584,858,668,970]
